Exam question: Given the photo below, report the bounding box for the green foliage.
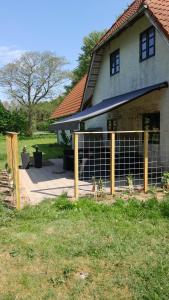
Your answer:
[36,120,52,131]
[1,196,169,298]
[126,175,134,194]
[35,96,63,124]
[162,171,169,191]
[9,109,28,135]
[0,102,11,133]
[0,102,28,134]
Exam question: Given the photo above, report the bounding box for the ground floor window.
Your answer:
[142,112,160,143]
[107,119,118,131]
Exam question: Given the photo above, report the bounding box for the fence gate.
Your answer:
[6,132,20,209]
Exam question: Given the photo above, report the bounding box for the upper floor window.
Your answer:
[140,26,155,61]
[110,49,120,76]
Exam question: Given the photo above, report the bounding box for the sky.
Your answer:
[0,0,131,100]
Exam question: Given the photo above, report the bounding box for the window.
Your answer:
[142,112,160,143]
[140,26,155,61]
[107,119,118,131]
[110,49,120,76]
[107,119,118,140]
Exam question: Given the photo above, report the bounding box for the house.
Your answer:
[51,75,87,143]
[53,0,169,137]
[52,0,169,185]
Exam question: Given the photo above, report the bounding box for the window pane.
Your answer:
[142,50,147,60]
[116,57,119,65]
[149,37,154,47]
[116,65,120,72]
[111,67,115,74]
[141,33,147,43]
[149,46,154,56]
[149,28,155,38]
[142,41,147,51]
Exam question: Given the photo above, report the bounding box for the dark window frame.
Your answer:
[110,49,120,76]
[140,26,155,62]
[142,112,160,144]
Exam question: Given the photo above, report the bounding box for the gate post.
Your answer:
[74,133,79,199]
[144,131,149,193]
[110,132,115,195]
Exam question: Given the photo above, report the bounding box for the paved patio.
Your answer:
[19,159,93,206]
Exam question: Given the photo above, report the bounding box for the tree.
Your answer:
[65,30,106,94]
[0,101,10,133]
[0,51,70,135]
[0,102,28,134]
[34,96,64,131]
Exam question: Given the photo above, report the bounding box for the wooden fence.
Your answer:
[6,132,20,209]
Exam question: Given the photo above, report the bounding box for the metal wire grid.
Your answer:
[78,133,110,187]
[77,131,169,191]
[148,133,169,188]
[115,133,144,189]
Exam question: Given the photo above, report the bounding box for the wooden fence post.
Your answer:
[144,131,149,193]
[6,132,20,209]
[74,133,79,199]
[110,132,115,195]
[12,134,20,209]
[6,135,12,170]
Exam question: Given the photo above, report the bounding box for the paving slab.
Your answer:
[19,159,93,206]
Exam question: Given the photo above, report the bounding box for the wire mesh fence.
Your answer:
[74,131,169,197]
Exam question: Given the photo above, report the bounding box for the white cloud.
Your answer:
[0,46,26,66]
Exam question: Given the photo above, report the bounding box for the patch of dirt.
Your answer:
[82,189,167,205]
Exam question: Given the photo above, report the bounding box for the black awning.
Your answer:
[51,81,168,131]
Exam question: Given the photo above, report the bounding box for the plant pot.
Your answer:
[33,151,42,168]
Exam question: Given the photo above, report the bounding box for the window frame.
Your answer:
[140,26,155,62]
[110,49,120,76]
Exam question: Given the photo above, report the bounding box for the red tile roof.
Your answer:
[51,75,87,120]
[94,0,169,51]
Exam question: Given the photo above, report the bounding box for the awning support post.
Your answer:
[110,132,115,195]
[74,133,79,199]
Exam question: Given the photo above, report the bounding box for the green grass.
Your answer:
[0,133,63,170]
[0,196,169,299]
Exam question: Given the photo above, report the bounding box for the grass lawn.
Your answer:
[0,196,169,299]
[0,133,63,170]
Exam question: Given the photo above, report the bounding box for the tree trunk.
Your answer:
[27,107,34,136]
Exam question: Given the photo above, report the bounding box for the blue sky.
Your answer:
[0,0,131,99]
[0,0,131,67]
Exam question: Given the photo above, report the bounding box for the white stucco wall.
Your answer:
[85,15,169,132]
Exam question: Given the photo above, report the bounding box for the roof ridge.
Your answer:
[93,0,144,51]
